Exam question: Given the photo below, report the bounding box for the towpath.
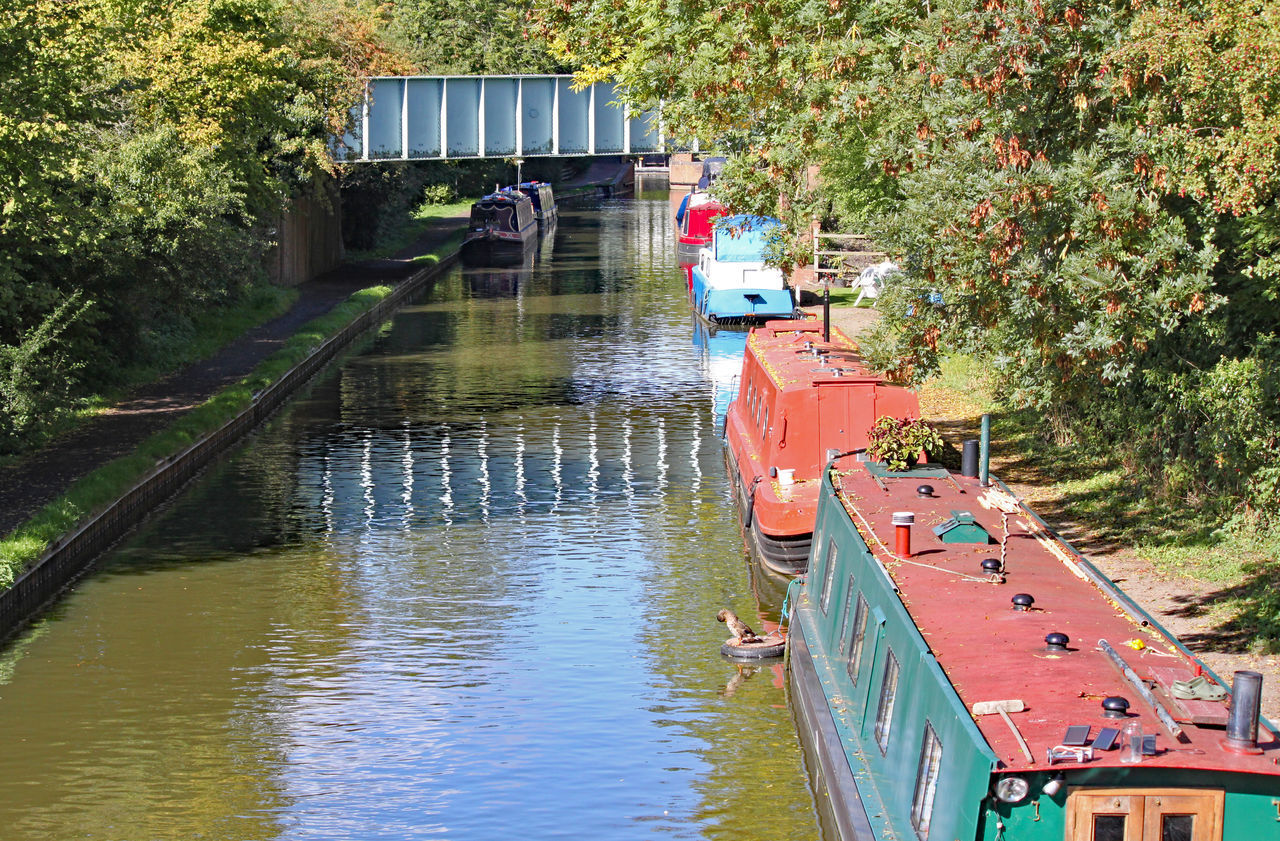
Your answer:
[0,210,471,539]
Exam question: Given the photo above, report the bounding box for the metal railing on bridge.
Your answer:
[340,75,664,162]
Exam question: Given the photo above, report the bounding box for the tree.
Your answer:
[530,0,1280,517]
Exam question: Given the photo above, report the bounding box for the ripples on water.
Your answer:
[0,198,819,840]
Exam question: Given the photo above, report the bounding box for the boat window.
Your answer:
[1093,816,1126,841]
[846,594,869,684]
[873,649,900,754]
[910,721,943,839]
[819,537,839,615]
[1161,816,1192,841]
[837,577,856,653]
[763,406,769,440]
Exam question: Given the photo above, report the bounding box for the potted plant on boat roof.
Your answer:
[866,416,944,471]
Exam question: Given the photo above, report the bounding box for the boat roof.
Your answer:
[475,190,531,206]
[712,215,782,262]
[827,455,1280,776]
[746,320,885,389]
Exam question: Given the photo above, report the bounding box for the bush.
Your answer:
[421,182,457,205]
[0,295,90,454]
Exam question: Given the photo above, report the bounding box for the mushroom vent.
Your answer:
[981,558,1002,574]
[1102,696,1130,718]
[1011,593,1035,611]
[1044,632,1070,652]
[931,510,992,544]
[916,484,935,498]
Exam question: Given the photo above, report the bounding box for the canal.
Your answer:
[0,196,821,839]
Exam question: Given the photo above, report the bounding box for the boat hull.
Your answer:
[725,445,812,575]
[787,619,878,841]
[462,190,539,266]
[460,233,536,267]
[676,236,707,268]
[690,265,794,323]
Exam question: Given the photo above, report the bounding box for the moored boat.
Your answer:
[675,191,727,277]
[460,190,537,266]
[505,180,557,225]
[723,319,920,574]
[787,450,1279,841]
[689,215,795,324]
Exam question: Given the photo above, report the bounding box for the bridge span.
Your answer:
[342,75,665,162]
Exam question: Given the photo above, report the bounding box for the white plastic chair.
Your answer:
[854,260,899,306]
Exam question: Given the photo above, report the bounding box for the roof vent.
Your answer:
[916,484,935,498]
[981,558,1004,583]
[1101,696,1130,718]
[1044,632,1070,652]
[932,510,992,544]
[1011,593,1035,611]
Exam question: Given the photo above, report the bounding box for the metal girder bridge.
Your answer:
[340,75,665,162]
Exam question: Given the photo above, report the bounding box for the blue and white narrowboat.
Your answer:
[689,215,795,324]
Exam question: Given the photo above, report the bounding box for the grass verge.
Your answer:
[345,200,473,262]
[0,285,300,470]
[0,217,466,589]
[919,354,1280,653]
[0,284,396,587]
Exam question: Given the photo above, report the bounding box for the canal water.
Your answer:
[0,196,820,840]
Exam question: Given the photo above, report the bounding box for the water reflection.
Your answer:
[0,200,819,840]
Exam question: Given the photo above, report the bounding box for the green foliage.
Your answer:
[386,0,561,74]
[0,0,410,451]
[866,415,945,471]
[531,0,1280,525]
[421,183,457,205]
[0,295,92,454]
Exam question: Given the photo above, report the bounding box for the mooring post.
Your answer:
[822,285,830,342]
[979,413,991,486]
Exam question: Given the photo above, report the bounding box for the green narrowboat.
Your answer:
[787,453,1279,841]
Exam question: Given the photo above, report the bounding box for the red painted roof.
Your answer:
[830,458,1280,776]
[724,320,919,538]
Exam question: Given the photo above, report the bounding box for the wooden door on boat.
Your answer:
[817,383,878,467]
[1063,788,1223,841]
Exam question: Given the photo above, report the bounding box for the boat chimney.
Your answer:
[1224,670,1264,754]
[961,439,980,478]
[892,511,914,557]
[979,414,991,486]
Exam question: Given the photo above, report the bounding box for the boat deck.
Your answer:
[830,458,1280,775]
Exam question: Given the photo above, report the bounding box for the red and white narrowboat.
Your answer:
[675,191,726,285]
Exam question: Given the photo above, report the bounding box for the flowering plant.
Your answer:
[866,416,944,471]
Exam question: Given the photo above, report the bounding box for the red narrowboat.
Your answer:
[675,191,727,285]
[723,319,921,575]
